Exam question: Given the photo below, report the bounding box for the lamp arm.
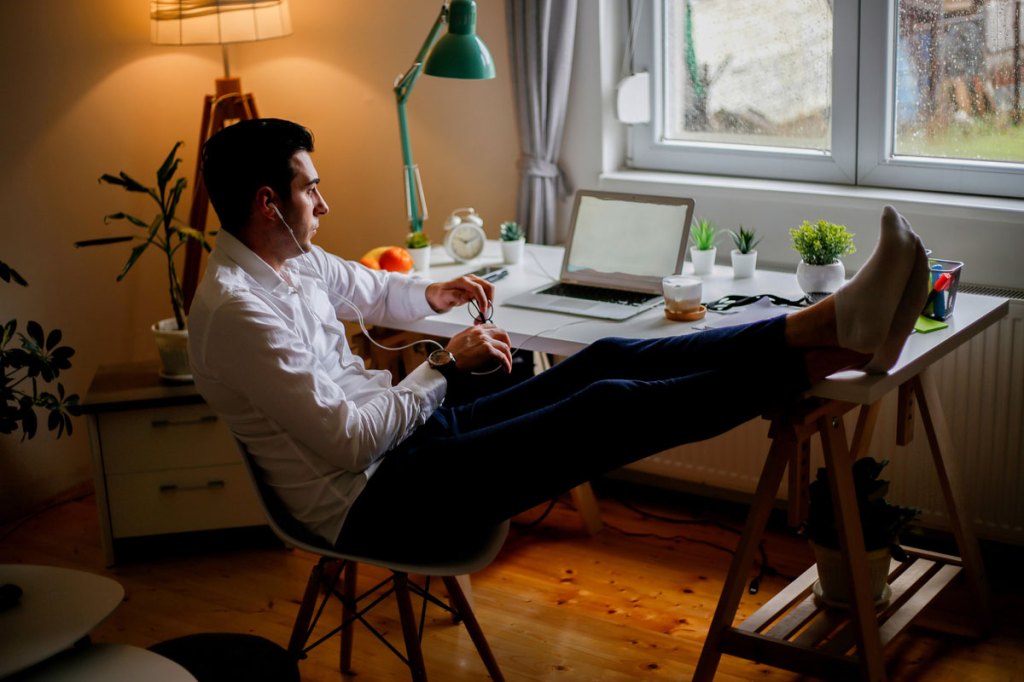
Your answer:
[394,3,449,233]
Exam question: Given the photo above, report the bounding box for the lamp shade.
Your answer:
[424,0,495,79]
[151,0,292,46]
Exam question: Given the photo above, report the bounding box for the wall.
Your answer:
[0,1,518,521]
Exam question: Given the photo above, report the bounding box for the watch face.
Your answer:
[446,224,485,262]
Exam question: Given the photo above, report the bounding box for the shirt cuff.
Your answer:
[400,361,448,419]
[403,277,436,318]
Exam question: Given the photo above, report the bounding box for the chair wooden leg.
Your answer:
[442,576,505,681]
[340,561,358,672]
[289,558,326,657]
[393,573,428,682]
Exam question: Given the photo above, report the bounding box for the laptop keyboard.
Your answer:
[540,282,660,307]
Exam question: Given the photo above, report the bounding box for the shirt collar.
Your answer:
[214,229,295,294]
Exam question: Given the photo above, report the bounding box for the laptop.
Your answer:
[504,190,694,320]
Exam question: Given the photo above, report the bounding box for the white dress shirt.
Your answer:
[188,231,447,544]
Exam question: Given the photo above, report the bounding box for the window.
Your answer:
[628,0,1024,198]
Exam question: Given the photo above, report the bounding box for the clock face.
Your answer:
[446,223,486,262]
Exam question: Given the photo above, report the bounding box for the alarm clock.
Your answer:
[442,208,486,263]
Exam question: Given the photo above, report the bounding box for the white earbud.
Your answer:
[271,203,291,231]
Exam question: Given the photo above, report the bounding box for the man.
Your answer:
[189,118,928,558]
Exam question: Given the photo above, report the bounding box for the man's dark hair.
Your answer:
[201,118,314,235]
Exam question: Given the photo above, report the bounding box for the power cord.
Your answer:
[611,496,797,594]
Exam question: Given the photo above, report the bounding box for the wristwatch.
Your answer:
[427,349,458,379]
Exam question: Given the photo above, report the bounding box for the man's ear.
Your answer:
[254,187,279,220]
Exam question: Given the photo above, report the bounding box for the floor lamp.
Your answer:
[150,0,292,312]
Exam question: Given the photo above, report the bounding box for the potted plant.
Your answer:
[499,221,525,264]
[727,226,761,279]
[75,142,212,379]
[689,218,718,275]
[802,457,920,607]
[405,230,431,272]
[1,260,79,440]
[789,219,856,301]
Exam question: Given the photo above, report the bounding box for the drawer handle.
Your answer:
[151,414,218,428]
[159,480,226,493]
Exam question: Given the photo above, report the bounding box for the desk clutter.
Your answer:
[923,258,963,321]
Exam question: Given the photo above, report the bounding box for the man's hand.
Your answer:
[426,275,494,317]
[446,323,513,374]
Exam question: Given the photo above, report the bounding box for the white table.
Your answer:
[10,643,196,681]
[0,565,195,681]
[400,242,1008,681]
[0,564,124,678]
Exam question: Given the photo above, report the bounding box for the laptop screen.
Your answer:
[561,191,694,292]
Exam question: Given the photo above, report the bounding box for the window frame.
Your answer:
[627,0,1024,200]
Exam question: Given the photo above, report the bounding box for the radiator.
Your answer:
[624,296,1024,545]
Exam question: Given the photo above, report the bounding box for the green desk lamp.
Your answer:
[394,0,495,235]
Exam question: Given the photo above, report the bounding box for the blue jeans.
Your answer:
[336,317,807,558]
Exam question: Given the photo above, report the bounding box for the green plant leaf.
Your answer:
[116,241,152,282]
[74,235,135,247]
[103,211,151,229]
[166,177,187,223]
[101,171,149,194]
[156,141,184,190]
[0,260,28,287]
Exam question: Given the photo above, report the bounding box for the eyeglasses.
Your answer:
[704,293,810,312]
[468,298,494,324]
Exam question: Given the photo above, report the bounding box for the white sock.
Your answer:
[833,206,920,354]
[863,243,930,374]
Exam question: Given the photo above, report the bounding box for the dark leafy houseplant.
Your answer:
[75,142,212,331]
[499,221,525,242]
[803,457,920,561]
[1,260,79,440]
[727,226,761,254]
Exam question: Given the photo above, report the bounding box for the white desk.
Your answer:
[397,242,1008,681]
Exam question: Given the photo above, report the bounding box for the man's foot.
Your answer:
[833,206,921,354]
[862,242,930,374]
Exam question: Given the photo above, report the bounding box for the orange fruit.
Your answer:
[377,246,414,273]
[358,256,381,270]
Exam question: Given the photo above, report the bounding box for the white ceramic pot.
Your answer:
[501,238,525,264]
[409,245,431,272]
[811,542,892,607]
[796,260,845,301]
[689,246,716,276]
[152,318,191,380]
[731,250,757,279]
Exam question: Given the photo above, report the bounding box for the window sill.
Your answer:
[599,169,1024,219]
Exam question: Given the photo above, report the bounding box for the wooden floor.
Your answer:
[3,482,1023,681]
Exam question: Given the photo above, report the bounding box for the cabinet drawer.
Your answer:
[97,404,238,474]
[107,464,265,538]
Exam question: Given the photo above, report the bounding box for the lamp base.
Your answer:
[215,76,243,97]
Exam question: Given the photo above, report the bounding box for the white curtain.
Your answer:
[506,0,578,245]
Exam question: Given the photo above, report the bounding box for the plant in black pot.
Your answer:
[803,457,920,607]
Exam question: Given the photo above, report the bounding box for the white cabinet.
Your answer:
[84,362,265,565]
